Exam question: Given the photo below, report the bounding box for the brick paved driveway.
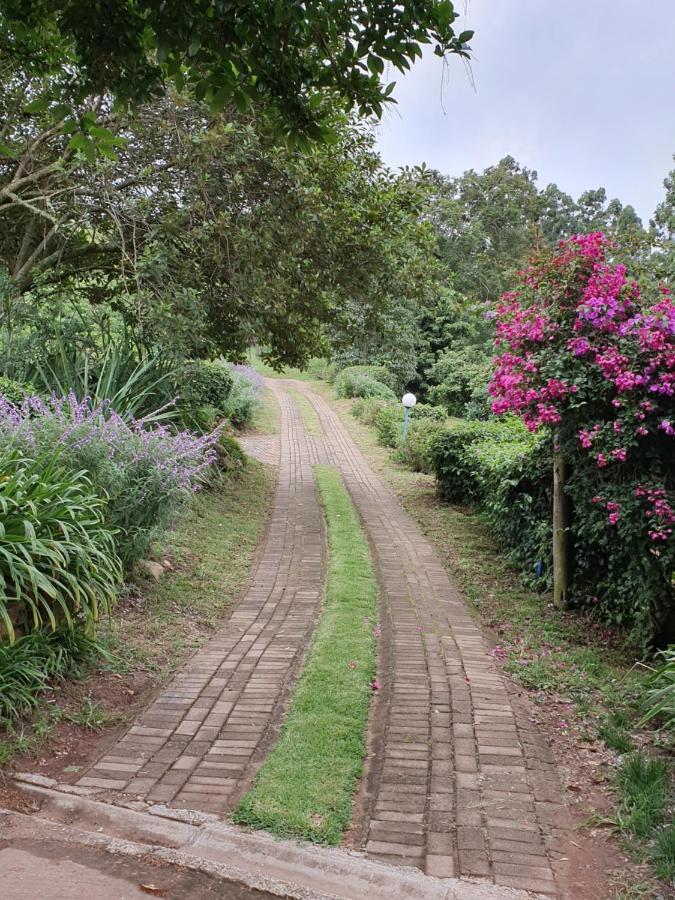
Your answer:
[75,380,568,896]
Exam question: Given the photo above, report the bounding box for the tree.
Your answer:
[489,233,674,643]
[0,1,474,137]
[0,89,441,368]
[424,157,541,303]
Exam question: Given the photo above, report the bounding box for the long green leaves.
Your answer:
[0,450,122,643]
[0,628,104,722]
[30,336,178,424]
[640,648,675,731]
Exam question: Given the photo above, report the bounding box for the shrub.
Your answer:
[181,360,233,411]
[0,628,103,721]
[410,403,447,422]
[351,397,393,426]
[429,349,492,418]
[222,365,264,428]
[0,394,219,567]
[488,233,674,643]
[473,432,552,584]
[215,433,247,475]
[334,366,397,399]
[396,418,448,474]
[375,404,403,447]
[0,450,121,643]
[0,376,35,406]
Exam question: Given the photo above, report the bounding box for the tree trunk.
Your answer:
[552,432,570,609]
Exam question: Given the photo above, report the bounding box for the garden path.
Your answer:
[76,385,325,813]
[74,380,569,897]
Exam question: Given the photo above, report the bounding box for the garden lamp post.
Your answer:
[401,392,417,444]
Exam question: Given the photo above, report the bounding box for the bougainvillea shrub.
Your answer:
[488,233,674,644]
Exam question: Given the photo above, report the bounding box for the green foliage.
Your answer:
[215,434,247,476]
[31,338,178,424]
[0,451,121,643]
[614,754,671,840]
[351,396,393,427]
[235,465,377,843]
[221,369,262,429]
[1,1,473,136]
[0,629,103,722]
[640,648,675,731]
[375,404,404,448]
[396,418,448,474]
[0,375,34,405]
[334,366,397,401]
[432,418,551,585]
[335,365,398,392]
[181,360,233,411]
[429,349,492,418]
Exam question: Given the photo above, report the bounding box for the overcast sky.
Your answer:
[375,0,675,224]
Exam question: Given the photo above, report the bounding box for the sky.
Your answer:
[375,0,675,224]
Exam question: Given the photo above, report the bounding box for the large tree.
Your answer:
[0,90,441,368]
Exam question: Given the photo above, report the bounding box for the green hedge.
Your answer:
[334,366,397,400]
[433,417,551,584]
[182,360,233,411]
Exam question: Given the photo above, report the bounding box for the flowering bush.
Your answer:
[0,393,220,566]
[488,233,674,643]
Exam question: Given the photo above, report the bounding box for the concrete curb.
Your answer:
[12,775,543,900]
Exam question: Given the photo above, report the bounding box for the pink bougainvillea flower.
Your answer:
[348,661,357,670]
[370,678,381,691]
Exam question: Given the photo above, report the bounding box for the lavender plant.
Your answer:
[0,393,221,566]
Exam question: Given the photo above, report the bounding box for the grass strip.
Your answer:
[287,387,322,436]
[234,464,377,844]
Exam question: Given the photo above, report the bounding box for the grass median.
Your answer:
[234,464,378,844]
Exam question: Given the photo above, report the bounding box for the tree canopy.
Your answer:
[0,0,473,137]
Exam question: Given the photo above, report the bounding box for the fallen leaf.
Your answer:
[140,885,166,896]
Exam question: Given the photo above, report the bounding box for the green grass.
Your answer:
[604,752,674,886]
[287,388,322,436]
[249,387,280,434]
[234,464,378,844]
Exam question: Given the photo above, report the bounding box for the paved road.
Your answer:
[75,380,568,896]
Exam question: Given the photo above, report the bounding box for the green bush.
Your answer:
[0,451,121,643]
[396,418,448,474]
[429,349,492,418]
[351,396,393,427]
[410,403,447,422]
[215,433,247,475]
[334,366,397,399]
[222,368,263,428]
[0,376,35,406]
[181,360,233,411]
[375,404,403,447]
[0,629,103,722]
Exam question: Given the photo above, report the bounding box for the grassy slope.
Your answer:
[234,464,377,844]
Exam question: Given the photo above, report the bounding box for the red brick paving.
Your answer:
[290,381,566,896]
[77,385,325,815]
[77,378,567,895]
